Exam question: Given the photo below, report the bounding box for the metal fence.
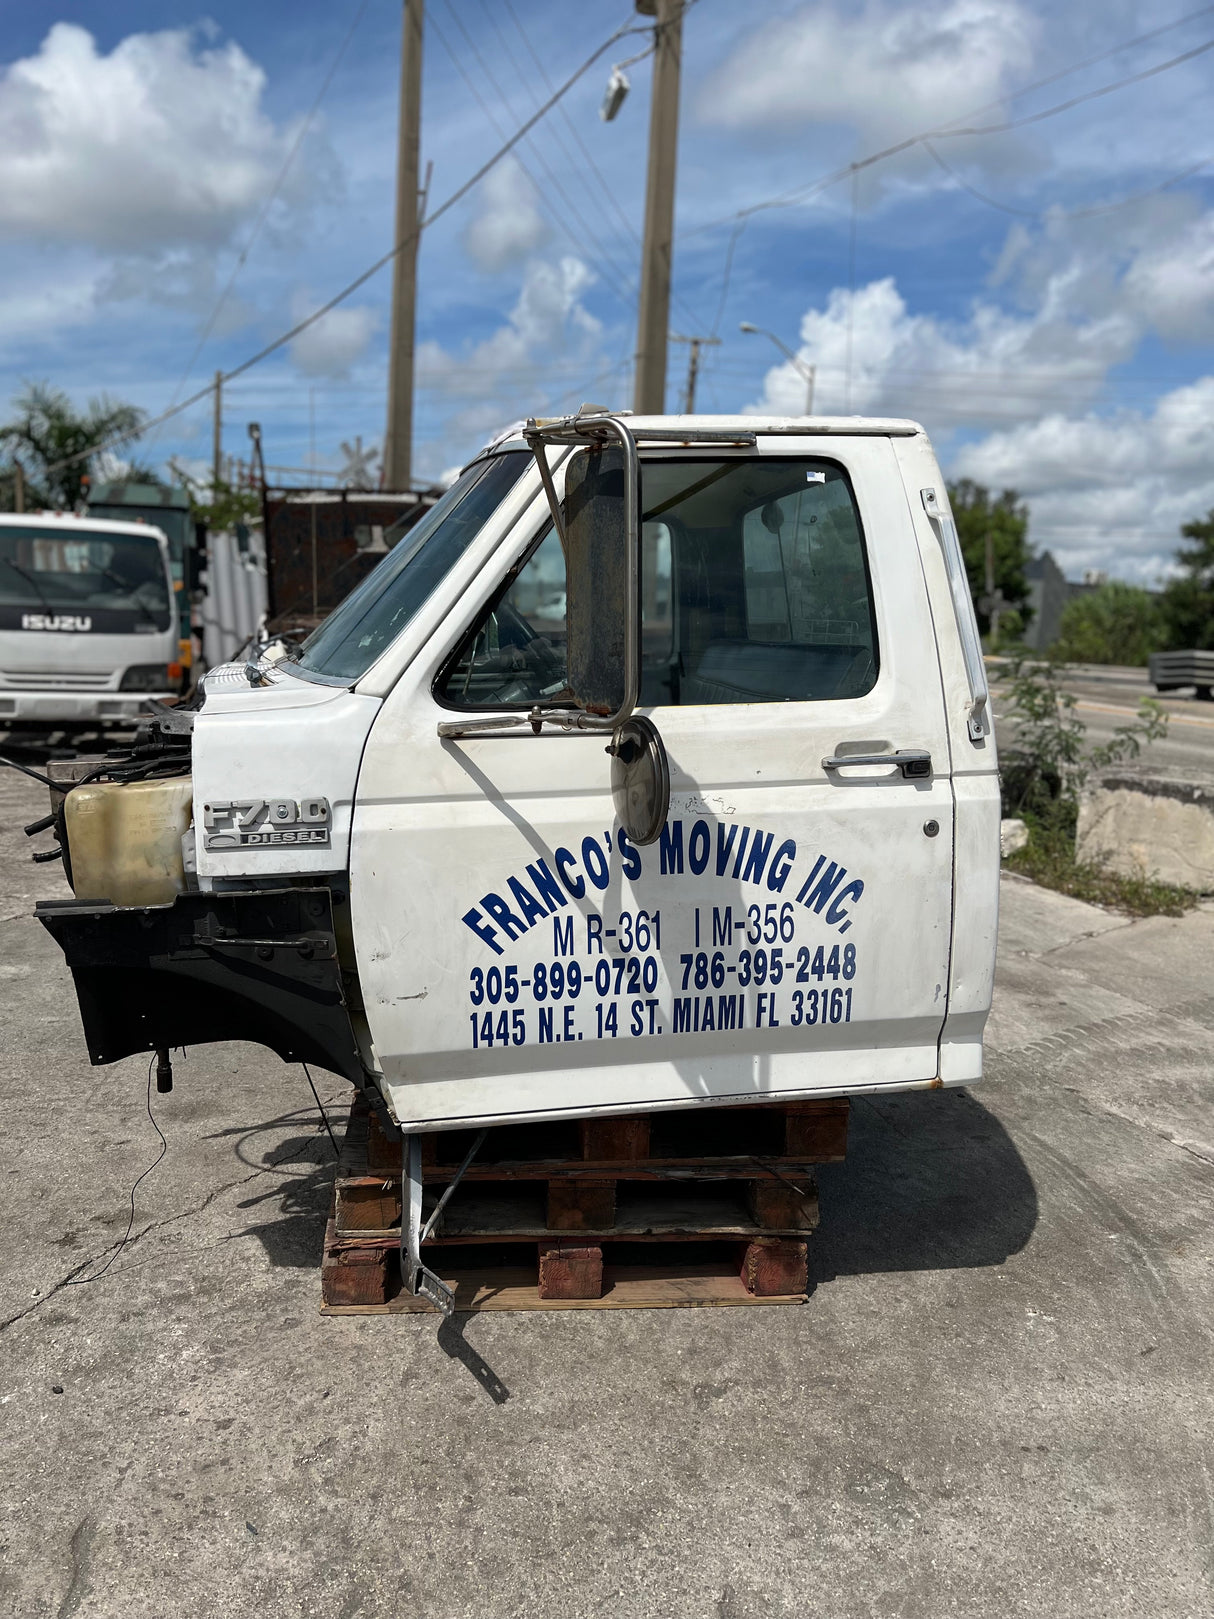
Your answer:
[201,527,268,670]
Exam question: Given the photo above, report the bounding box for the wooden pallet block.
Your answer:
[322,1257,808,1314]
[320,1217,811,1313]
[348,1093,849,1179]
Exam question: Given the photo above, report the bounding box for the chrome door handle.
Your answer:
[822,748,932,779]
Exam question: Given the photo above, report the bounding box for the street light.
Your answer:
[739,322,815,415]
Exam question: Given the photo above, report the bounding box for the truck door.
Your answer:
[350,436,955,1129]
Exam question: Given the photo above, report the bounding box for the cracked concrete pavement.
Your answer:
[1,765,1211,1618]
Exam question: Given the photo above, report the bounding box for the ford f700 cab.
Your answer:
[32,411,999,1309]
[1,512,180,730]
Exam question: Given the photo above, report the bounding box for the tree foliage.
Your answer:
[1052,580,1166,665]
[948,479,1032,638]
[0,382,145,510]
[170,464,261,532]
[1159,509,1214,650]
[995,650,1167,822]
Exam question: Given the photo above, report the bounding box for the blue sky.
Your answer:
[1,0,1212,580]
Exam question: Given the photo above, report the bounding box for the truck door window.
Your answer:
[437,457,877,709]
[441,525,570,707]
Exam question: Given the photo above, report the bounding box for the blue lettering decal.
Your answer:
[555,846,585,899]
[581,835,610,891]
[795,855,825,904]
[481,891,526,941]
[741,828,774,886]
[553,914,574,955]
[673,997,693,1034]
[507,875,547,930]
[527,858,567,914]
[617,828,642,881]
[825,878,865,926]
[538,1007,555,1043]
[716,824,738,876]
[659,819,684,875]
[767,839,797,893]
[462,907,503,956]
[801,860,849,915]
[730,826,752,880]
[687,819,710,875]
[563,1005,577,1041]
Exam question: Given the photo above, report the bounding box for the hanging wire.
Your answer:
[158,0,374,428]
[63,1056,168,1288]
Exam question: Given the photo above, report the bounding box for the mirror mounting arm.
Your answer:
[523,428,568,556]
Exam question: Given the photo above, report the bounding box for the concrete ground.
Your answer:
[1,764,1212,1619]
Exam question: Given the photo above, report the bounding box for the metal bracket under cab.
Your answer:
[36,886,366,1085]
[202,796,332,850]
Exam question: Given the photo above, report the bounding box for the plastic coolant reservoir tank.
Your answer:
[64,777,194,906]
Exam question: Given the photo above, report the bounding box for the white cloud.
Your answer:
[0,23,332,252]
[698,0,1036,148]
[740,242,1214,579]
[288,295,376,378]
[462,159,548,273]
[952,377,1214,582]
[742,275,1136,423]
[417,255,606,442]
[991,194,1214,344]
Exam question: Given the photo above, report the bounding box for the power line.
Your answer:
[689,20,1214,237]
[44,16,646,478]
[161,0,373,419]
[429,2,641,310]
[923,142,1212,221]
[501,0,642,251]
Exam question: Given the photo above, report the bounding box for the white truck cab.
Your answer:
[0,511,180,729]
[38,412,998,1302]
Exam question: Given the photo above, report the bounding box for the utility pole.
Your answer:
[670,333,720,413]
[981,529,1006,644]
[633,0,684,415]
[384,0,424,492]
[13,461,24,514]
[212,371,223,491]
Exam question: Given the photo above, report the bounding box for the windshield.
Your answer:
[0,528,171,628]
[294,451,529,682]
[88,505,192,551]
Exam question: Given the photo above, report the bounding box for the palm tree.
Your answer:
[0,382,146,510]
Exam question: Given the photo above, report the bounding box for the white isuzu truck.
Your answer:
[1,511,181,730]
[30,410,999,1309]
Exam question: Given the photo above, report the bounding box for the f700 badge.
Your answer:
[203,797,331,850]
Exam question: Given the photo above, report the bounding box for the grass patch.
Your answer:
[1004,813,1199,918]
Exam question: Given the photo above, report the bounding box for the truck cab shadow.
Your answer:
[209,1116,339,1269]
[810,1089,1037,1283]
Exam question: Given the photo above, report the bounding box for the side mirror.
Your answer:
[441,411,671,846]
[564,439,669,846]
[563,443,628,717]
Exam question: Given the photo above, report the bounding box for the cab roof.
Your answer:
[0,511,170,542]
[481,412,925,456]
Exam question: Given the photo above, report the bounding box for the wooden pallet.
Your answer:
[320,1093,848,1314]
